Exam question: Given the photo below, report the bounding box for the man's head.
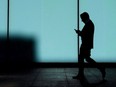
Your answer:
[80,12,90,23]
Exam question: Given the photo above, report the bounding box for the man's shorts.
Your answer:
[79,45,91,58]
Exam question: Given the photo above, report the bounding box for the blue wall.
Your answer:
[0,0,7,36]
[9,0,77,62]
[0,0,116,62]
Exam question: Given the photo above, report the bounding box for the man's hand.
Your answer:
[74,29,81,34]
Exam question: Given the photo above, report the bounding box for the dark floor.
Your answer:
[0,68,116,87]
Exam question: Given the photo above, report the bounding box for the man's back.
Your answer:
[81,19,94,49]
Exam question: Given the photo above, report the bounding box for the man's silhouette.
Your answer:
[73,12,106,80]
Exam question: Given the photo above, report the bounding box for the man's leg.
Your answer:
[85,49,106,80]
[73,47,85,79]
[78,54,84,76]
[73,55,85,79]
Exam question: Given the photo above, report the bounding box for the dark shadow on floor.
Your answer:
[79,76,107,87]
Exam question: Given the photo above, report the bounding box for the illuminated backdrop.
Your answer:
[0,0,116,62]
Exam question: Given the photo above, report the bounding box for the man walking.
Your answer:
[73,12,106,80]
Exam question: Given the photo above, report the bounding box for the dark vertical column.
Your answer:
[7,0,9,39]
[7,0,10,63]
[77,0,79,61]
